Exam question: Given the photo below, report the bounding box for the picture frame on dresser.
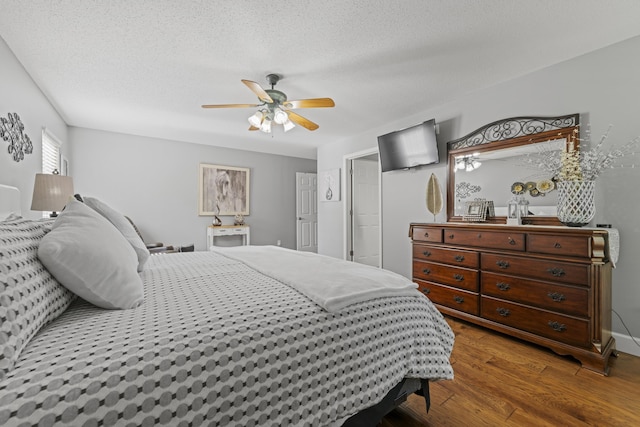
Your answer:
[462,199,495,222]
[198,163,250,216]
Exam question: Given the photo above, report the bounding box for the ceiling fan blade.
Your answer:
[241,79,274,103]
[249,125,259,131]
[201,103,260,109]
[286,111,319,131]
[284,98,335,109]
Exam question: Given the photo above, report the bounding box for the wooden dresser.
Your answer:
[409,222,615,375]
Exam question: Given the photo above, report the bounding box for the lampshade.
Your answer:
[283,119,295,132]
[248,111,264,127]
[273,108,288,125]
[260,118,272,133]
[31,173,74,216]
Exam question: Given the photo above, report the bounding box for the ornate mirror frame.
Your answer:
[447,114,580,226]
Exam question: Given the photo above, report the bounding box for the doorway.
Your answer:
[344,148,381,267]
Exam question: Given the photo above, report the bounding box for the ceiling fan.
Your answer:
[202,73,335,133]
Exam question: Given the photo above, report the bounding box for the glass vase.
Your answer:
[556,181,595,227]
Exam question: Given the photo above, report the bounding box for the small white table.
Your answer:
[207,225,250,249]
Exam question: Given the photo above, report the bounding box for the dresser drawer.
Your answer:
[481,253,589,286]
[416,280,479,316]
[481,297,590,348]
[444,228,525,251]
[413,260,478,291]
[527,234,591,258]
[212,228,244,235]
[412,245,479,268]
[481,272,589,317]
[411,226,442,243]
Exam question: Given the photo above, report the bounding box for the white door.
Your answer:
[296,172,318,252]
[351,158,380,266]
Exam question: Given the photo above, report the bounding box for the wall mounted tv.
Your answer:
[377,118,439,172]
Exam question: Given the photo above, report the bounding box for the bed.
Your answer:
[0,184,454,426]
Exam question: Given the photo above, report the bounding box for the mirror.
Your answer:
[447,114,579,225]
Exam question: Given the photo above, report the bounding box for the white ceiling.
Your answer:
[1,1,640,159]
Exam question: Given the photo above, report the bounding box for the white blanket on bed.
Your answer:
[212,245,420,312]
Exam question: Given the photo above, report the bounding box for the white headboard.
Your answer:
[0,184,21,218]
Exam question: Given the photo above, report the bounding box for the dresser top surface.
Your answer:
[410,222,610,236]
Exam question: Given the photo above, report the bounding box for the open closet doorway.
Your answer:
[343,148,381,267]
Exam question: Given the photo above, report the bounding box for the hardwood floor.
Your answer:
[381,316,640,427]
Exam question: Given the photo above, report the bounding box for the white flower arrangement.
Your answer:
[536,178,555,193]
[521,125,639,182]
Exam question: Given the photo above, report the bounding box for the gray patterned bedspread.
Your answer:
[1,251,454,426]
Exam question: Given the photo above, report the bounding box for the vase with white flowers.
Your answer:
[522,125,638,226]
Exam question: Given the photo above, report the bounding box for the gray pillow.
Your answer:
[38,199,144,310]
[83,196,150,272]
[0,217,75,381]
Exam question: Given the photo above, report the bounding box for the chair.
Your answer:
[125,217,194,254]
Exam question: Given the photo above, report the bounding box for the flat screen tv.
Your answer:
[377,118,439,172]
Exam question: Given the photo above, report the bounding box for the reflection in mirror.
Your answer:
[447,115,579,225]
[452,139,564,216]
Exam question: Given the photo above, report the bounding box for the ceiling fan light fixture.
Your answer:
[273,108,289,125]
[283,119,295,132]
[248,111,264,127]
[203,75,334,133]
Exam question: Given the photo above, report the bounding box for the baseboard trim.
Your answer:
[613,332,640,357]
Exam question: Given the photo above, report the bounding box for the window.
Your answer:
[40,129,64,218]
[42,128,62,174]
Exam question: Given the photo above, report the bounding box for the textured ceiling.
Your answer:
[1,1,640,159]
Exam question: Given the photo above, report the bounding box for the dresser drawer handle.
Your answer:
[547,292,566,302]
[496,260,510,269]
[422,268,431,275]
[496,282,510,291]
[454,255,465,262]
[548,321,567,332]
[424,232,429,238]
[453,274,464,282]
[496,307,510,317]
[554,242,562,248]
[448,233,455,239]
[421,288,431,295]
[546,267,566,277]
[508,237,516,245]
[422,250,432,257]
[453,296,464,304]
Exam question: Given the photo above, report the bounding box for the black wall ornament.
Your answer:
[1,112,33,162]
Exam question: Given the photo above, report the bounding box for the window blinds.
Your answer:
[41,128,61,174]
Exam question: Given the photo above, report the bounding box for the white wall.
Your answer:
[69,127,316,251]
[318,35,640,356]
[0,36,69,216]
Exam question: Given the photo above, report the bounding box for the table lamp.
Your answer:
[31,171,74,217]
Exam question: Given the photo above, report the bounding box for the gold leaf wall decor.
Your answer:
[426,173,443,222]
